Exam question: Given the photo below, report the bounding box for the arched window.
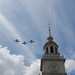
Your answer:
[46,47,48,54]
[50,46,54,53]
[55,47,57,54]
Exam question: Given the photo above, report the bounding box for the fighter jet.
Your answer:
[14,39,20,43]
[22,41,27,45]
[29,40,35,43]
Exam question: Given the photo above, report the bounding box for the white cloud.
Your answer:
[65,59,75,73]
[0,45,41,75]
[25,59,40,75]
[0,45,25,75]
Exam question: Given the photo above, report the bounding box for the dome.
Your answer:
[43,40,58,50]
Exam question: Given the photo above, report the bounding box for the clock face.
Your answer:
[48,63,60,72]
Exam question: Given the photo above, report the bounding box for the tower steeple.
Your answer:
[43,24,58,55]
[40,24,67,75]
[47,24,53,42]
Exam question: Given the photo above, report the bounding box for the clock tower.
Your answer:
[40,25,67,75]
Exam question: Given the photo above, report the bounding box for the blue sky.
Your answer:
[0,0,75,75]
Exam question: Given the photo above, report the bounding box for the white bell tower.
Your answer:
[40,24,67,75]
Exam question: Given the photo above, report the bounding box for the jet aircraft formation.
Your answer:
[14,39,35,45]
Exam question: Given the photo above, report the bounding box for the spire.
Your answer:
[48,24,51,37]
[47,23,53,41]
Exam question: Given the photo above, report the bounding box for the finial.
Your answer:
[48,23,51,37]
